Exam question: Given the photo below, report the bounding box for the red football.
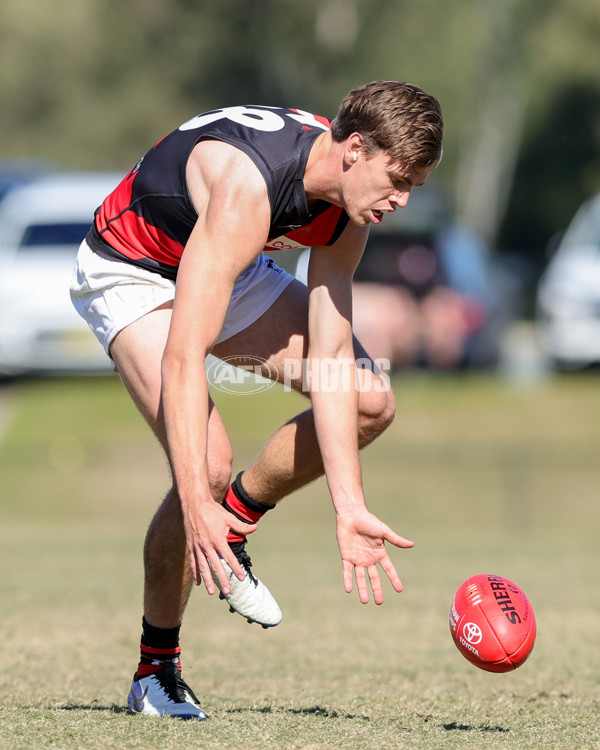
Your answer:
[449,574,536,673]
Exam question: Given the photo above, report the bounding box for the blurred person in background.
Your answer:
[70,81,443,719]
[297,190,498,372]
[350,194,498,372]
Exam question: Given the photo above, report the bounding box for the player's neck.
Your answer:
[303,131,343,207]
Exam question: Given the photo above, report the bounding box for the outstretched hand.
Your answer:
[335,509,414,604]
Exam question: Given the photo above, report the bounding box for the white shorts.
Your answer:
[70,240,295,355]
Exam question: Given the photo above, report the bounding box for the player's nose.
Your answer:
[391,190,410,209]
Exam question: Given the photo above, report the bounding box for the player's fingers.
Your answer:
[342,560,354,594]
[190,548,216,594]
[187,545,201,586]
[228,518,257,536]
[218,545,246,582]
[368,565,384,605]
[206,550,235,594]
[384,527,415,550]
[354,566,370,604]
[379,554,404,593]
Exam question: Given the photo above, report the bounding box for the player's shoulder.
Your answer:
[187,138,268,210]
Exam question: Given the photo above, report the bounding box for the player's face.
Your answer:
[344,149,430,227]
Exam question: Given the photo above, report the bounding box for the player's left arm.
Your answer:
[307,222,413,605]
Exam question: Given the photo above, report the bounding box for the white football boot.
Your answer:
[212,541,282,628]
[127,663,207,720]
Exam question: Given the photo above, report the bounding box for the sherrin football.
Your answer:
[449,574,536,673]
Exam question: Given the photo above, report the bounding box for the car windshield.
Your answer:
[562,197,600,251]
[19,222,91,248]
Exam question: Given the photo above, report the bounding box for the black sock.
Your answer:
[137,617,182,677]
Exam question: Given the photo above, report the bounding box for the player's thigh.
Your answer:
[211,279,308,388]
[211,278,389,398]
[109,304,232,475]
[109,303,172,446]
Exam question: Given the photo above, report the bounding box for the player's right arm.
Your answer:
[160,139,271,593]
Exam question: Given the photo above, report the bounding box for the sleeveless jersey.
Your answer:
[86,105,350,280]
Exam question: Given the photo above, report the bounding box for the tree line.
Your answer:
[1,0,599,266]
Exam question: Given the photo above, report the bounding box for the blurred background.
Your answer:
[1,0,600,378]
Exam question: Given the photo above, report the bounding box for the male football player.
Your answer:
[71,80,443,719]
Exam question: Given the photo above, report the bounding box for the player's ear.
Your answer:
[345,132,365,166]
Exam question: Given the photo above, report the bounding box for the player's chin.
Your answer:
[349,212,375,228]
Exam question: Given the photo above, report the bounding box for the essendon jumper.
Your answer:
[87,106,350,280]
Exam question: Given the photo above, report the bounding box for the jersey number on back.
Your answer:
[179,106,329,133]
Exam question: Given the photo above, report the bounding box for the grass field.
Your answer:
[0,373,599,749]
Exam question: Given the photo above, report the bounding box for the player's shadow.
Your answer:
[57,704,510,732]
[57,703,369,721]
[226,705,370,721]
[443,722,510,733]
[58,703,129,714]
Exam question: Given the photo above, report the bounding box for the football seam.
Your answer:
[476,599,513,666]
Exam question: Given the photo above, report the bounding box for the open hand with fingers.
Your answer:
[335,509,414,604]
[182,499,257,594]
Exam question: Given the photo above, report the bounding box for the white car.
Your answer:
[537,192,600,370]
[0,172,121,376]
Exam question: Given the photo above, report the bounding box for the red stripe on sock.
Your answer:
[140,645,181,656]
[136,661,182,677]
[224,483,265,544]
[137,644,183,678]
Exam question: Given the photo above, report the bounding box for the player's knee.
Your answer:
[358,378,396,442]
[373,385,396,433]
[208,451,233,501]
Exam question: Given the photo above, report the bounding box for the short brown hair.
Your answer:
[330,81,443,169]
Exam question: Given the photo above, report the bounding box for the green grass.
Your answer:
[0,374,599,749]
